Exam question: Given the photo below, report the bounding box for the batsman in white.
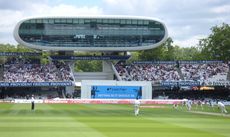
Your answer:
[134,98,141,116]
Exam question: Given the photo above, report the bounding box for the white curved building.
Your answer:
[14,15,168,51]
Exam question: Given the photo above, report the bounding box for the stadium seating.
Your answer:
[115,62,181,83]
[3,58,74,82]
[180,62,229,82]
[115,61,230,85]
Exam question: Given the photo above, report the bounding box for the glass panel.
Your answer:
[120,19,126,24]
[67,19,72,23]
[36,19,42,23]
[97,19,102,23]
[155,21,160,25]
[138,20,143,25]
[54,19,61,23]
[25,20,30,23]
[61,19,66,23]
[48,19,54,23]
[109,19,114,23]
[79,19,84,24]
[103,19,108,23]
[84,19,90,23]
[73,19,79,23]
[31,19,36,23]
[127,20,131,24]
[43,19,49,23]
[114,19,120,24]
[143,20,149,25]
[132,20,137,24]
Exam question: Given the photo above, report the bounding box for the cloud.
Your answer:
[174,35,206,47]
[0,0,49,10]
[46,4,103,16]
[0,1,103,44]
[211,5,230,14]
[0,0,229,47]
[24,3,103,17]
[0,10,24,44]
[102,0,230,47]
[102,0,159,16]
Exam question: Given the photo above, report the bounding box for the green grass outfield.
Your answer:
[0,103,230,137]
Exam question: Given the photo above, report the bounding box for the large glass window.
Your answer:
[60,19,66,23]
[84,19,90,24]
[108,19,114,24]
[18,18,165,48]
[79,19,84,24]
[73,19,79,24]
[132,20,137,25]
[120,19,126,24]
[66,19,72,24]
[54,19,61,23]
[114,19,120,24]
[144,21,149,26]
[25,20,30,23]
[138,20,143,25]
[43,19,49,23]
[36,19,42,23]
[48,19,54,23]
[97,19,102,23]
[31,20,36,23]
[103,19,109,23]
[127,20,131,24]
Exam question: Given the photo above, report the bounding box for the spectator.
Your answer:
[3,58,74,82]
[115,62,180,82]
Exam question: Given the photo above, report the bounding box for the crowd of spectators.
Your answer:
[116,62,180,83]
[180,62,229,81]
[115,61,230,83]
[3,58,74,82]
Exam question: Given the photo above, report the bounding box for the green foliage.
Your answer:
[0,44,45,64]
[127,52,139,63]
[16,44,37,52]
[137,23,230,61]
[137,37,203,61]
[74,52,102,72]
[75,60,102,72]
[198,23,230,60]
[41,52,50,64]
[173,46,202,60]
[0,44,36,52]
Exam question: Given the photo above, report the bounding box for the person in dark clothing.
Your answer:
[31,95,35,111]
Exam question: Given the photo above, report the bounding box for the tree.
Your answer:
[75,60,102,72]
[198,23,230,60]
[138,37,174,61]
[173,46,202,60]
[74,52,102,72]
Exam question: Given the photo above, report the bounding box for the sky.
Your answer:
[0,0,229,47]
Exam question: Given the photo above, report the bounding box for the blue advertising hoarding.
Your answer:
[50,55,131,60]
[0,52,41,56]
[91,86,142,99]
[0,82,72,87]
[161,81,200,86]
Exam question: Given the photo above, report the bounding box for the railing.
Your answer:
[227,70,230,81]
[111,62,122,81]
[68,63,76,83]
